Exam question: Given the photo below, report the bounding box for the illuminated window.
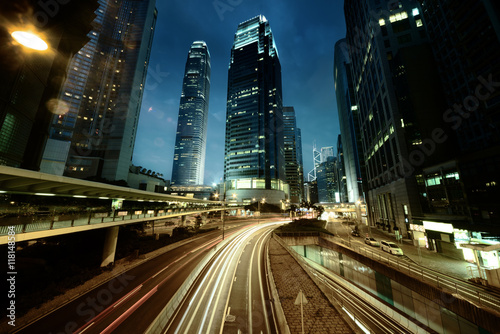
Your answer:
[416,19,423,27]
[379,18,386,26]
[412,8,419,16]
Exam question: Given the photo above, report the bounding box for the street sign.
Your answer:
[294,290,308,305]
[295,290,308,334]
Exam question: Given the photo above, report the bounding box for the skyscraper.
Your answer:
[344,0,454,235]
[0,0,98,170]
[416,0,500,227]
[334,38,365,203]
[317,156,337,203]
[223,16,286,204]
[171,41,211,186]
[41,0,157,182]
[283,107,303,204]
[320,147,334,162]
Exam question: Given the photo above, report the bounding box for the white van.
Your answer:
[380,240,404,255]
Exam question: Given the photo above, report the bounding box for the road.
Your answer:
[14,219,255,334]
[164,221,283,334]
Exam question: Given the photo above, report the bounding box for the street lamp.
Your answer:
[11,31,48,51]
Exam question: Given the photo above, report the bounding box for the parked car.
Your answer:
[380,240,404,255]
[351,230,360,237]
[364,237,380,247]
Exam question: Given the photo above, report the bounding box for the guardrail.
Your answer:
[0,207,230,236]
[274,231,500,314]
[318,233,500,314]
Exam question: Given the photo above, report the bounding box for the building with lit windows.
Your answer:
[171,41,211,186]
[0,0,98,170]
[317,156,337,203]
[41,0,157,182]
[223,15,286,204]
[283,107,303,204]
[415,0,500,230]
[343,0,455,236]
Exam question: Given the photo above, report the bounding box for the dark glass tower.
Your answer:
[334,38,364,203]
[42,0,157,182]
[223,16,285,203]
[417,0,500,227]
[283,107,303,204]
[344,0,454,235]
[171,41,211,186]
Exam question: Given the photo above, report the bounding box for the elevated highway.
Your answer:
[0,166,244,265]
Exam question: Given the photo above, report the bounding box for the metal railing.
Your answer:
[0,207,230,237]
[318,233,500,314]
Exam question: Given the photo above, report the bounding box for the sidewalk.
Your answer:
[268,237,355,334]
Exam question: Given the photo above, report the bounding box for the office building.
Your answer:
[320,146,334,162]
[223,15,286,204]
[317,156,338,203]
[344,0,455,235]
[416,0,500,229]
[336,135,348,202]
[334,38,365,203]
[0,0,97,170]
[41,0,157,182]
[171,41,211,186]
[283,107,303,204]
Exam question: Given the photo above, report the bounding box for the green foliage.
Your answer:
[275,218,333,235]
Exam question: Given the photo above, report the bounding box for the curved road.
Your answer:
[14,220,255,334]
[164,221,283,334]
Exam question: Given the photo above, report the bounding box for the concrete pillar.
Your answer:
[180,215,186,226]
[101,226,119,267]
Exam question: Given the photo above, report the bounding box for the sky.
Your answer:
[132,0,347,186]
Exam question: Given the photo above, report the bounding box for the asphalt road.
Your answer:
[165,221,283,334]
[14,220,256,334]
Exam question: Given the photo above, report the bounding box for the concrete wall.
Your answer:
[287,238,496,334]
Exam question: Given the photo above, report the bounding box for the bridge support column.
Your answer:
[101,226,119,267]
[180,215,186,226]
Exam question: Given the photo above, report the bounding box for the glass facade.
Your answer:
[171,41,211,186]
[224,16,285,191]
[334,39,365,203]
[317,156,337,203]
[344,0,451,234]
[42,0,157,182]
[283,107,303,204]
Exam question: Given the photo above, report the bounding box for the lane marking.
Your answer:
[78,322,94,334]
[101,286,158,334]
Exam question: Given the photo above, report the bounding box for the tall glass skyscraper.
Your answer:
[41,0,157,182]
[283,107,303,204]
[334,38,364,203]
[224,16,286,204]
[171,41,211,186]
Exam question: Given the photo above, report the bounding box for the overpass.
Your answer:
[0,166,244,265]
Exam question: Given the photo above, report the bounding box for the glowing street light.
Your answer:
[11,31,48,51]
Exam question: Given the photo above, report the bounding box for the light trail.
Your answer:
[170,222,282,334]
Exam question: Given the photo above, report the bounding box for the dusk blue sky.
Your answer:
[132,1,347,185]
